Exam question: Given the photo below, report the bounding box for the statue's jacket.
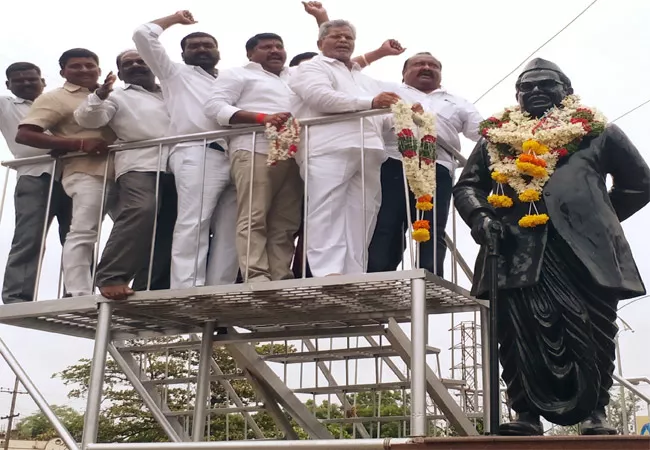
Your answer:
[453,124,650,300]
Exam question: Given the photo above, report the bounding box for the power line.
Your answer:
[0,387,27,395]
[611,98,650,123]
[473,0,600,104]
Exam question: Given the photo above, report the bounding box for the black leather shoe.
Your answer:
[580,409,617,435]
[499,412,543,436]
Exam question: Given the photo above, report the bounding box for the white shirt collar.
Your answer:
[401,83,448,95]
[318,54,363,71]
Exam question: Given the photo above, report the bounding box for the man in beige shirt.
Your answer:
[16,48,116,297]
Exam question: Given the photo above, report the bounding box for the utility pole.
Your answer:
[1,377,21,450]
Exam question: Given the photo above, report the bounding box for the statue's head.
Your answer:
[515,58,573,118]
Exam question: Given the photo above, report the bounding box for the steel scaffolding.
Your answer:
[0,109,488,449]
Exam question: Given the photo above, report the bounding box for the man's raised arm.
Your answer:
[132,10,196,81]
[74,73,119,129]
[301,1,405,68]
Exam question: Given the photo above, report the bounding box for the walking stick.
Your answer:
[487,221,501,435]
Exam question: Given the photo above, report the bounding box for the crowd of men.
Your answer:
[0,2,482,304]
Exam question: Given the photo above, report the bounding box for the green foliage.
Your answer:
[15,405,84,442]
[43,338,297,442]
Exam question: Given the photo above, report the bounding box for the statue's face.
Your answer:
[516,69,569,118]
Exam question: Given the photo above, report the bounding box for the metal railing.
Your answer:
[0,108,470,299]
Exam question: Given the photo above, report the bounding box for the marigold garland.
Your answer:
[391,101,437,243]
[481,95,607,228]
[264,116,300,166]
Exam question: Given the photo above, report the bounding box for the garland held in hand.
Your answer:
[391,101,437,242]
[480,95,606,228]
[264,116,300,166]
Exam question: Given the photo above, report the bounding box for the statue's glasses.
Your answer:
[517,79,564,93]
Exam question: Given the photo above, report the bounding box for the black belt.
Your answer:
[207,142,225,152]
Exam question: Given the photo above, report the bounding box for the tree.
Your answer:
[15,405,84,441]
[50,338,296,442]
[608,388,641,434]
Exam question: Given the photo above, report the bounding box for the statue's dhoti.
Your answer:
[498,225,619,426]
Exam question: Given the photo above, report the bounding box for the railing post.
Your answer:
[193,321,215,441]
[33,159,57,300]
[82,301,113,448]
[410,277,428,437]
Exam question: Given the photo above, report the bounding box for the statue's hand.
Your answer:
[471,212,504,247]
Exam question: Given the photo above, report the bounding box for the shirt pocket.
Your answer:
[435,100,460,124]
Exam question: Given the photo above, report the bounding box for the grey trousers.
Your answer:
[95,171,177,291]
[2,173,72,304]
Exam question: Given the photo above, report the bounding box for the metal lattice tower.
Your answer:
[450,314,482,415]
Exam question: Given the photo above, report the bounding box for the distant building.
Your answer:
[0,438,70,450]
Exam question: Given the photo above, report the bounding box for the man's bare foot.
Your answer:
[99,284,134,300]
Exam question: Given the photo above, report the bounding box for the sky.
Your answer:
[0,0,649,434]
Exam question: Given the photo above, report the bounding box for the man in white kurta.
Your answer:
[133,10,238,289]
[288,20,401,277]
[204,33,302,282]
[369,52,483,277]
[74,50,176,300]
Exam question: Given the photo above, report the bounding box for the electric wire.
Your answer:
[473,0,600,104]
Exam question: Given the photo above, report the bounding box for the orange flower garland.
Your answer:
[480,95,606,228]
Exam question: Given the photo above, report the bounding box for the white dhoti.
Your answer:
[299,148,385,276]
[168,144,238,289]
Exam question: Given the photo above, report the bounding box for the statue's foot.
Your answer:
[580,410,617,435]
[499,412,543,436]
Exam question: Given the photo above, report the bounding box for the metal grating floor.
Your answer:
[0,270,481,339]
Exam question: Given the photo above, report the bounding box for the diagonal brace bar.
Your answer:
[0,336,80,450]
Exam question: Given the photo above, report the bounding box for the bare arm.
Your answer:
[354,40,406,68]
[16,94,83,153]
[16,125,82,152]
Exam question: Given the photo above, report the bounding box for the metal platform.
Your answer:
[0,270,481,340]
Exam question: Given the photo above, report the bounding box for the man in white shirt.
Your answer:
[74,50,176,300]
[133,10,238,289]
[368,52,483,277]
[1,62,72,304]
[204,33,302,283]
[289,20,401,277]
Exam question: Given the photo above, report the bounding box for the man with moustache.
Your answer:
[205,33,302,282]
[368,52,482,278]
[74,50,176,300]
[133,10,238,290]
[453,58,650,435]
[289,20,401,277]
[16,48,117,297]
[1,62,72,304]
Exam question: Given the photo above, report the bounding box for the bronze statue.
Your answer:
[453,58,650,435]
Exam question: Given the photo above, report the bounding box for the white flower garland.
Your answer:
[391,101,437,198]
[391,100,438,242]
[264,117,300,166]
[485,95,606,196]
[482,94,607,227]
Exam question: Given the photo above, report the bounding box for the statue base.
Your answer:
[395,435,650,449]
